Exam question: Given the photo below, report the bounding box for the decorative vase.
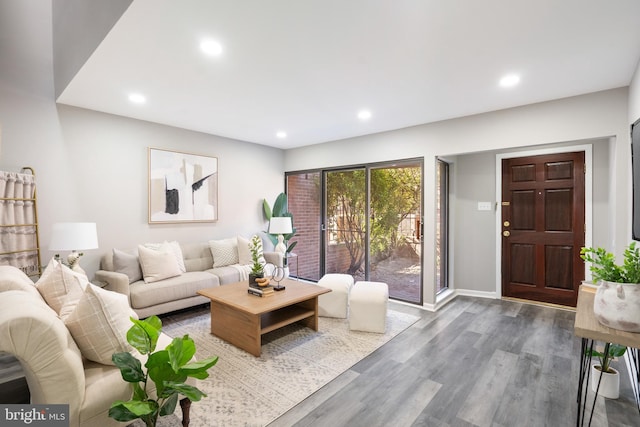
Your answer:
[591,365,620,399]
[249,273,263,285]
[593,281,640,332]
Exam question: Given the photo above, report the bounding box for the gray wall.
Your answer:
[0,90,285,277]
[450,139,611,295]
[286,88,632,307]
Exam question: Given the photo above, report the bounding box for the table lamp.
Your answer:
[269,217,292,255]
[49,222,99,272]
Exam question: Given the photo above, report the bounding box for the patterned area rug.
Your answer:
[146,305,419,427]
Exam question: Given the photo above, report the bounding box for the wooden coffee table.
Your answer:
[197,279,330,356]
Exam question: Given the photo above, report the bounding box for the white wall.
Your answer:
[285,88,631,307]
[0,87,285,277]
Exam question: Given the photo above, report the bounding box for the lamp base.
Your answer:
[273,284,286,291]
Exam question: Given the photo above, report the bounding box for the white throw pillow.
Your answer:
[144,240,186,273]
[237,235,252,265]
[63,284,136,365]
[113,248,143,283]
[138,244,182,283]
[209,238,239,268]
[35,258,89,315]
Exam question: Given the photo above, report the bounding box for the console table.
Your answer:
[574,285,640,426]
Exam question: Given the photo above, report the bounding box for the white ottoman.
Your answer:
[349,281,389,333]
[317,274,354,318]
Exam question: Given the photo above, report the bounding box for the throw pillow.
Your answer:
[35,258,89,315]
[137,244,182,283]
[209,238,239,268]
[113,248,143,283]
[63,284,136,365]
[237,235,252,265]
[144,240,186,273]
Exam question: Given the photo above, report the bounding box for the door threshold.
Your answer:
[501,296,576,312]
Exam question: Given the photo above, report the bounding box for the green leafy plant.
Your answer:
[109,316,218,427]
[586,343,626,373]
[250,234,264,276]
[580,242,640,284]
[263,192,297,256]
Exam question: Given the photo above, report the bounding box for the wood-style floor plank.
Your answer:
[269,296,640,427]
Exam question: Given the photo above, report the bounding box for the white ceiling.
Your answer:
[57,0,640,149]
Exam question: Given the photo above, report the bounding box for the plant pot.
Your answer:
[591,365,620,399]
[593,281,640,332]
[249,273,263,285]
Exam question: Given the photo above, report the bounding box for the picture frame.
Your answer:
[148,147,218,223]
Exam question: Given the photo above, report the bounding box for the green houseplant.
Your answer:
[580,242,640,332]
[109,316,218,427]
[580,241,640,284]
[586,343,627,399]
[249,234,264,284]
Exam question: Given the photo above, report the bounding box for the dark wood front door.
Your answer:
[501,152,585,307]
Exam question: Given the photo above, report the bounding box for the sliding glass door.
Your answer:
[286,158,423,304]
[368,163,422,303]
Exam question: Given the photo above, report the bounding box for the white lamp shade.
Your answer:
[269,217,292,235]
[49,222,99,251]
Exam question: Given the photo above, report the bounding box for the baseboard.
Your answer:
[421,288,497,312]
[454,289,498,299]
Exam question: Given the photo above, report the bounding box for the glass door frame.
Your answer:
[286,157,424,305]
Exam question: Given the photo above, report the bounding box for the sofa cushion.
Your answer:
[181,242,213,272]
[63,284,135,365]
[209,238,239,267]
[138,244,182,283]
[207,264,250,285]
[112,248,142,283]
[35,258,88,314]
[129,271,218,309]
[144,240,186,273]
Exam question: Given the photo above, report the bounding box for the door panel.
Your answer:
[502,151,585,307]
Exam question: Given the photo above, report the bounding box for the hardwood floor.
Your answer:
[268,296,640,427]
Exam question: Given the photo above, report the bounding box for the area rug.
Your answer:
[154,305,419,427]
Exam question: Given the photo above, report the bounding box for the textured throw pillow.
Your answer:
[138,244,182,283]
[237,235,252,265]
[63,284,136,365]
[35,258,89,314]
[209,238,239,268]
[144,240,186,273]
[113,248,143,283]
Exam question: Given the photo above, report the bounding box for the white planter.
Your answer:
[593,281,640,332]
[591,365,620,399]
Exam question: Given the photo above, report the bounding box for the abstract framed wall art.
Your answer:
[148,148,218,223]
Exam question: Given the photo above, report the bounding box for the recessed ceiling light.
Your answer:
[128,93,146,104]
[499,74,520,88]
[276,131,287,139]
[358,110,372,120]
[200,39,223,56]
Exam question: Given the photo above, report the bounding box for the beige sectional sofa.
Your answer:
[95,238,283,318]
[0,264,193,427]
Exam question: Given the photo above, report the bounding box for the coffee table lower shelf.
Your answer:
[261,306,315,334]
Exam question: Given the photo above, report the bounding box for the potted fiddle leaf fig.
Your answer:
[109,316,218,427]
[580,242,640,332]
[587,343,627,399]
[249,234,264,284]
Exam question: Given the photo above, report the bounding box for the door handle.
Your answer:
[503,231,510,237]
